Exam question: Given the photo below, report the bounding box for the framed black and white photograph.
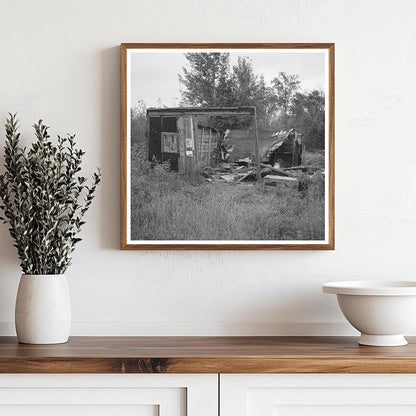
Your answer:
[121,43,334,250]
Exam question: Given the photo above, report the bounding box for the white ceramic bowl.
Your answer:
[323,281,416,346]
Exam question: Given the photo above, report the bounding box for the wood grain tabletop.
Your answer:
[0,336,415,373]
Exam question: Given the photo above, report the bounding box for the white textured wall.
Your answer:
[0,0,415,336]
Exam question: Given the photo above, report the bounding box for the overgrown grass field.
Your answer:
[130,144,325,241]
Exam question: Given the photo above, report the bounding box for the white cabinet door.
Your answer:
[221,374,416,416]
[0,374,217,416]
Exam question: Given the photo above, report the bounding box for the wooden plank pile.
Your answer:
[202,161,307,186]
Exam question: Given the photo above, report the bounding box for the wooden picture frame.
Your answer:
[121,43,334,250]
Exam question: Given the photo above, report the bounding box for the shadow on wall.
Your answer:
[228,283,343,335]
[100,46,121,250]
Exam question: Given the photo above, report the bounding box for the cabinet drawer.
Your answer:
[221,374,416,416]
[0,374,217,416]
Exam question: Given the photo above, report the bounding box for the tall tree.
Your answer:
[272,72,300,117]
[218,56,259,129]
[231,57,258,104]
[289,90,325,150]
[179,53,232,106]
[253,75,277,128]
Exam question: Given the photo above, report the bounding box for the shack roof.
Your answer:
[260,129,296,160]
[146,106,256,117]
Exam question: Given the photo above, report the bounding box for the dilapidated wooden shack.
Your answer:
[146,106,257,173]
[217,128,303,169]
[260,129,303,168]
[220,128,275,162]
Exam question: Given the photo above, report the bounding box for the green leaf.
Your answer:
[0,113,101,274]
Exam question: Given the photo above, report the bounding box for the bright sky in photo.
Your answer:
[130,50,326,108]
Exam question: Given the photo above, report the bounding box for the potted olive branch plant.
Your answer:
[0,113,101,344]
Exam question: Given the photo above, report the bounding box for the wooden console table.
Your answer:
[0,335,415,373]
[2,336,416,415]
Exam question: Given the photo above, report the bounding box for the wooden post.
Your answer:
[253,107,261,182]
[146,116,150,162]
[200,127,204,163]
[208,128,212,167]
[189,116,195,172]
[177,117,185,172]
[292,140,296,166]
[192,116,199,168]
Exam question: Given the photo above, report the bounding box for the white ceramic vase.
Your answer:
[15,274,71,344]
